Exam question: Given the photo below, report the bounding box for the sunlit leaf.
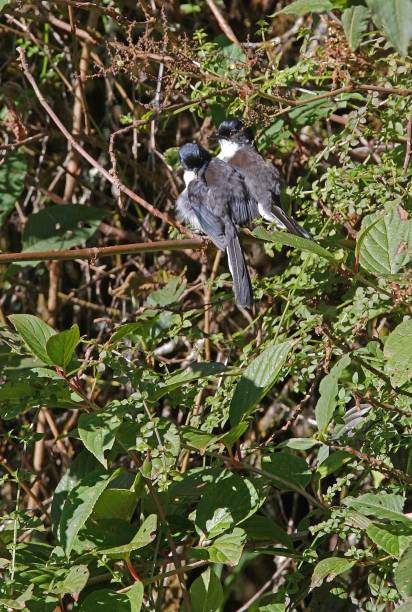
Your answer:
[230,340,292,426]
[9,314,56,365]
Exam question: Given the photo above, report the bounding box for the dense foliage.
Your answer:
[0,0,412,610]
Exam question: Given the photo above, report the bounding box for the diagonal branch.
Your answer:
[17,47,195,239]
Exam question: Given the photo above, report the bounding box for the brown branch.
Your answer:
[17,47,195,239]
[326,443,412,484]
[0,238,203,265]
[204,0,243,50]
[0,132,45,150]
[402,107,412,175]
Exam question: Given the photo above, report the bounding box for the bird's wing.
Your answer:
[187,179,227,250]
[204,158,258,227]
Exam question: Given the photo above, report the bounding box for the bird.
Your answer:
[176,142,254,308]
[210,118,313,241]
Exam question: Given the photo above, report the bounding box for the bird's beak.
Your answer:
[209,133,219,141]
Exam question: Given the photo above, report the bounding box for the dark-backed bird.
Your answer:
[210,118,313,241]
[176,142,253,308]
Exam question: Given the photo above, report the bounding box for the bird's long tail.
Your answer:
[271,205,313,241]
[226,233,253,308]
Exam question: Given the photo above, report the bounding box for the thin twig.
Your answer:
[17,47,195,238]
[204,0,243,50]
[402,107,412,175]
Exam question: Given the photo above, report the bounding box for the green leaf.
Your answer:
[22,204,105,254]
[357,204,411,277]
[230,340,292,426]
[206,527,247,564]
[99,514,157,557]
[310,557,356,589]
[149,362,226,402]
[125,581,144,611]
[93,489,138,522]
[262,452,312,490]
[188,567,224,612]
[79,588,139,611]
[367,523,412,558]
[383,319,412,387]
[146,276,186,306]
[253,227,335,263]
[51,450,101,538]
[342,5,371,51]
[276,438,320,451]
[367,0,412,56]
[59,468,121,555]
[78,412,121,468]
[314,450,353,487]
[195,474,263,538]
[395,546,412,598]
[315,354,351,432]
[49,564,89,596]
[242,515,294,549]
[343,493,412,528]
[0,148,26,224]
[181,427,220,452]
[8,314,56,365]
[273,0,334,16]
[169,467,222,497]
[46,324,80,369]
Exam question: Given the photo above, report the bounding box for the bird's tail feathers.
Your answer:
[271,205,313,241]
[226,233,253,308]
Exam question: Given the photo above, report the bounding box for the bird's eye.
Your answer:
[229,132,234,137]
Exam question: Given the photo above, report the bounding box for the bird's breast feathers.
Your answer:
[217,139,241,161]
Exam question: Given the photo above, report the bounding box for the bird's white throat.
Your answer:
[183,170,197,186]
[217,139,241,161]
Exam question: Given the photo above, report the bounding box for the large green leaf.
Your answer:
[99,514,157,557]
[9,314,56,365]
[367,0,412,56]
[366,523,412,558]
[342,5,371,51]
[80,587,142,611]
[230,340,292,426]
[315,354,351,433]
[343,493,412,528]
[311,557,356,589]
[395,546,412,598]
[195,474,263,539]
[46,324,80,370]
[262,452,312,490]
[93,489,138,522]
[273,0,334,16]
[188,567,224,612]
[253,227,335,263]
[148,362,226,402]
[242,515,294,549]
[357,204,411,277]
[59,468,121,554]
[22,204,105,253]
[383,319,412,387]
[49,565,89,596]
[78,412,122,468]
[0,148,27,223]
[205,527,247,565]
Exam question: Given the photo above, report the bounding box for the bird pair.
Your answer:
[176,119,312,308]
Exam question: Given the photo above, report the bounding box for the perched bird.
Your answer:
[210,118,313,241]
[176,142,253,308]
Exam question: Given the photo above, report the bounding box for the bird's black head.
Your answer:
[211,118,254,144]
[178,143,211,172]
